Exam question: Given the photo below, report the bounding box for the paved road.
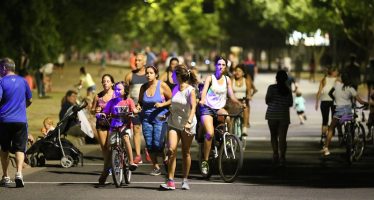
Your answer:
[2,73,374,200]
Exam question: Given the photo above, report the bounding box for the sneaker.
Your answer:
[201,160,209,175]
[145,148,152,163]
[108,168,112,176]
[181,180,190,190]
[15,172,24,188]
[0,176,12,187]
[129,163,138,171]
[150,168,161,176]
[321,147,330,156]
[160,179,175,190]
[134,155,143,164]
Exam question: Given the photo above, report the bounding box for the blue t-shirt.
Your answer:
[0,75,32,123]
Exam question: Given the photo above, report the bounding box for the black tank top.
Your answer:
[166,71,176,90]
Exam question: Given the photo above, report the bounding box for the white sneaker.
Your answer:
[0,176,12,186]
[15,172,24,188]
[322,147,330,156]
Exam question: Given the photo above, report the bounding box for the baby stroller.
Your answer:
[26,101,88,168]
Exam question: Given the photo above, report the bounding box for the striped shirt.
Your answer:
[265,84,293,123]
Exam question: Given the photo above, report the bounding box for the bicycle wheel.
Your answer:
[111,147,124,187]
[353,123,365,161]
[123,153,131,184]
[218,134,243,183]
[198,143,213,179]
[345,123,354,164]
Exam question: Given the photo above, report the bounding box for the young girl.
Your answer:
[294,91,307,125]
[41,117,55,137]
[102,82,138,180]
[160,65,197,190]
[322,74,368,156]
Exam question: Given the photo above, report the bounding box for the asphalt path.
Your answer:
[1,73,374,200]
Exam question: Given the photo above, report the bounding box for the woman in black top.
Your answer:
[160,57,179,90]
[265,70,293,166]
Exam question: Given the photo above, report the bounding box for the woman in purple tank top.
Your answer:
[138,66,172,176]
[91,74,115,184]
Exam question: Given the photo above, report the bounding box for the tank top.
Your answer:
[97,91,115,110]
[166,71,176,90]
[320,76,336,101]
[129,72,147,104]
[232,78,247,99]
[141,80,168,121]
[168,85,197,134]
[205,75,228,109]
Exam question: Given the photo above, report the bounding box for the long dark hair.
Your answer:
[167,57,179,72]
[174,64,197,85]
[276,70,291,96]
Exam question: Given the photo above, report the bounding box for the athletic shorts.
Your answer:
[0,122,28,153]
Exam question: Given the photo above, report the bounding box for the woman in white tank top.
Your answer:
[315,67,338,142]
[231,64,256,135]
[198,57,243,174]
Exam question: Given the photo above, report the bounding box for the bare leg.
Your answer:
[15,152,24,174]
[0,150,9,177]
[123,135,134,164]
[133,124,142,157]
[201,115,214,161]
[167,130,180,179]
[181,132,194,179]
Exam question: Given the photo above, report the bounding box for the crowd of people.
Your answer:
[1,50,373,190]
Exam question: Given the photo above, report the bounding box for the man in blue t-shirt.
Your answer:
[0,58,32,188]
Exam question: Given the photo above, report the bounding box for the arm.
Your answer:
[124,72,132,86]
[91,95,99,114]
[328,87,335,102]
[245,76,253,100]
[184,88,197,131]
[159,72,168,82]
[155,82,172,108]
[265,86,272,105]
[315,79,324,111]
[199,75,212,105]
[26,99,32,107]
[227,77,241,105]
[137,84,146,110]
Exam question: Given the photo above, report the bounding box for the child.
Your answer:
[294,91,307,124]
[103,81,138,171]
[41,117,55,137]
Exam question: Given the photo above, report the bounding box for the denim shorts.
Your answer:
[334,105,352,118]
[142,119,167,153]
[199,104,218,117]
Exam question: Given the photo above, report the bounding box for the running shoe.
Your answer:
[129,163,138,171]
[150,168,161,176]
[160,179,175,190]
[321,147,330,156]
[181,180,190,190]
[133,155,143,164]
[201,160,209,175]
[145,148,152,163]
[15,172,24,188]
[0,176,12,187]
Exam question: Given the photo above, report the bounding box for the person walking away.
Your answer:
[315,67,338,143]
[91,74,115,184]
[0,58,32,187]
[294,91,307,125]
[199,56,243,175]
[39,63,54,93]
[342,53,361,90]
[76,66,96,98]
[265,70,293,166]
[124,53,150,164]
[138,66,172,176]
[160,65,197,190]
[322,73,368,156]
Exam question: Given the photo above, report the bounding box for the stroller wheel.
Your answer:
[38,155,46,167]
[61,155,74,168]
[29,154,38,167]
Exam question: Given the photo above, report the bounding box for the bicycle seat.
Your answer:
[339,114,353,124]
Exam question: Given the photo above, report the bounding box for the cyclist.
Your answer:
[230,64,256,134]
[101,81,138,183]
[322,73,368,156]
[198,56,243,175]
[160,64,198,190]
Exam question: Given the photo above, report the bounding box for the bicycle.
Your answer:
[96,109,133,187]
[198,112,244,183]
[230,107,246,150]
[338,104,367,164]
